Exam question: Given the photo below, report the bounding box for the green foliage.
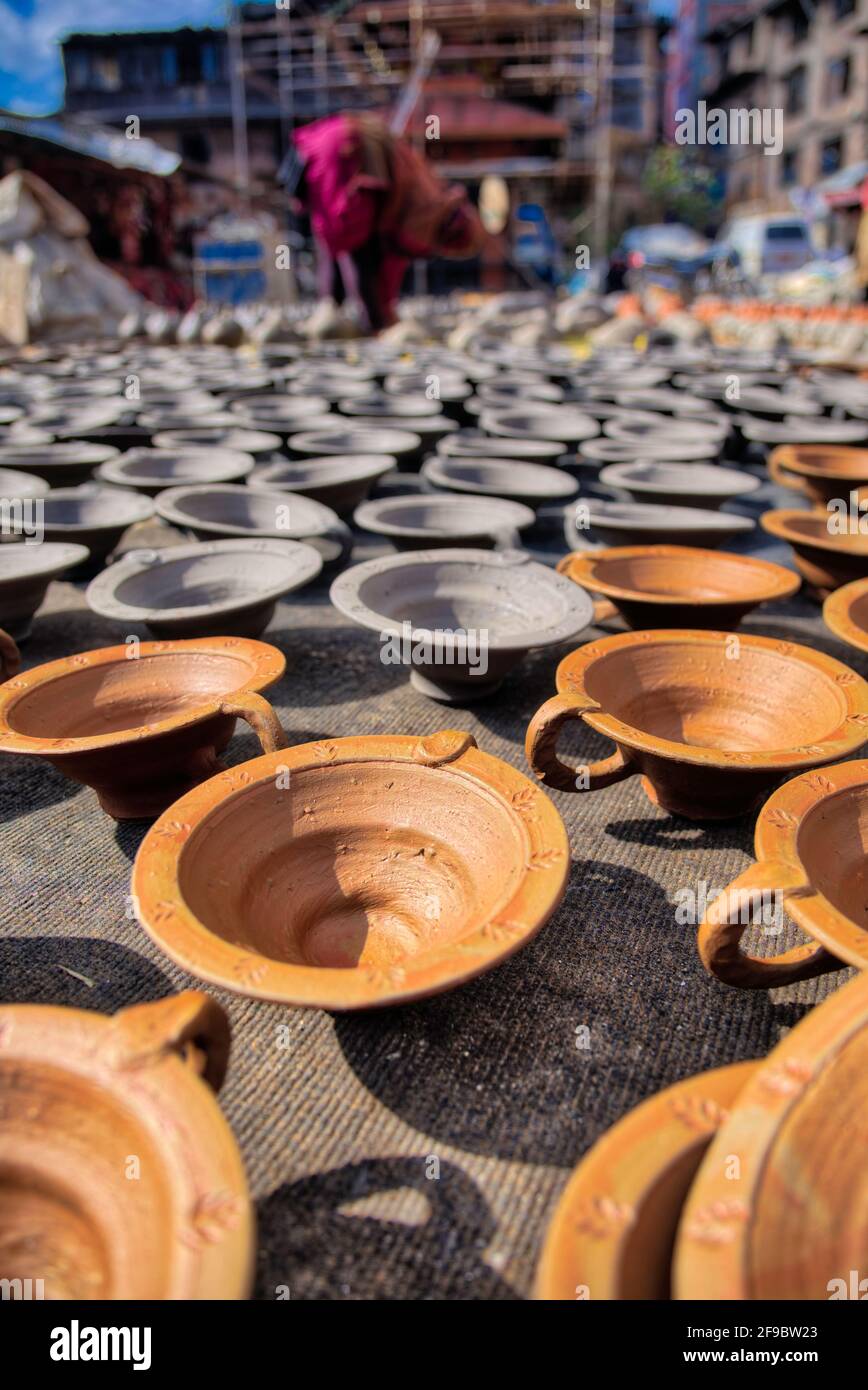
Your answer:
[641,146,721,229]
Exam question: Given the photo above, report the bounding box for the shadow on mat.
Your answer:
[254,1156,518,1300]
[0,935,173,1012]
[0,757,82,824]
[333,857,797,1166]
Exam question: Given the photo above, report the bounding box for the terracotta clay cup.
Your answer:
[525,629,868,820]
[132,730,569,1010]
[672,970,868,1300]
[421,455,577,510]
[97,447,255,495]
[37,485,155,566]
[535,1061,758,1300]
[0,991,252,1299]
[331,548,594,702]
[760,508,868,597]
[0,636,287,819]
[697,757,868,990]
[354,493,535,550]
[248,454,394,514]
[0,541,89,637]
[599,460,760,510]
[86,538,323,639]
[768,444,868,510]
[823,575,868,653]
[557,545,799,630]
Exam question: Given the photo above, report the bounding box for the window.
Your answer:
[160,46,178,86]
[785,65,806,114]
[781,149,799,186]
[834,0,856,18]
[65,52,90,91]
[826,56,851,101]
[611,77,644,131]
[201,42,224,82]
[614,28,640,66]
[821,136,843,174]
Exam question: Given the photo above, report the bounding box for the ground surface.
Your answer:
[1,470,858,1300]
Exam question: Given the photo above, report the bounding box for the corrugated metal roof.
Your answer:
[0,112,180,176]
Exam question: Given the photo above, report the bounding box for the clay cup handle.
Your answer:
[591,597,617,624]
[0,627,21,683]
[525,693,633,793]
[768,451,809,497]
[102,990,231,1092]
[220,691,287,753]
[698,861,846,990]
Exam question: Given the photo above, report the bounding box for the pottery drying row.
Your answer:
[2,627,868,1003]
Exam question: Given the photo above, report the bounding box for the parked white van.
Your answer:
[717,214,814,278]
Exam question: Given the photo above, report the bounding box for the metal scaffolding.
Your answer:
[225,0,617,253]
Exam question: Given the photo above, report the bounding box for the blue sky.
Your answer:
[0,1,248,114]
[0,0,677,117]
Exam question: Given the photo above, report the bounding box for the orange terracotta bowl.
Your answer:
[0,992,252,1299]
[525,630,868,820]
[823,575,868,654]
[673,971,868,1299]
[761,508,868,598]
[698,757,868,989]
[0,637,286,820]
[132,731,570,1010]
[769,443,868,510]
[535,1062,757,1300]
[557,545,799,630]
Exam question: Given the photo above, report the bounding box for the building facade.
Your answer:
[700,0,868,222]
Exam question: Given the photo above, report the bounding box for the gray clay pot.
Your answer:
[422,456,577,509]
[354,492,535,550]
[0,540,90,637]
[155,482,352,567]
[599,460,761,509]
[564,498,755,550]
[97,447,255,495]
[248,454,394,514]
[330,547,594,702]
[86,537,322,639]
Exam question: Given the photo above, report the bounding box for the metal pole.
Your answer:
[227,0,250,206]
[593,0,615,261]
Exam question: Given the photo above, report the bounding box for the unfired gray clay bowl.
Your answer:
[0,467,50,502]
[480,406,599,445]
[564,499,755,550]
[37,485,155,564]
[0,541,90,637]
[97,447,255,495]
[354,493,535,550]
[0,443,120,486]
[86,537,322,638]
[437,431,565,463]
[288,427,422,470]
[153,427,283,456]
[330,547,594,701]
[248,454,394,514]
[422,456,577,509]
[599,461,761,510]
[337,395,444,419]
[155,482,351,566]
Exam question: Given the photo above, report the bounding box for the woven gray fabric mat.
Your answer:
[1,500,863,1301]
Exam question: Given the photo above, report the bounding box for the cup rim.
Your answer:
[760,507,868,556]
[0,635,285,755]
[750,755,868,969]
[823,576,868,653]
[560,545,800,607]
[555,628,868,770]
[534,1060,758,1300]
[132,731,570,1010]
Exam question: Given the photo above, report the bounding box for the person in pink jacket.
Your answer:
[288,112,484,331]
